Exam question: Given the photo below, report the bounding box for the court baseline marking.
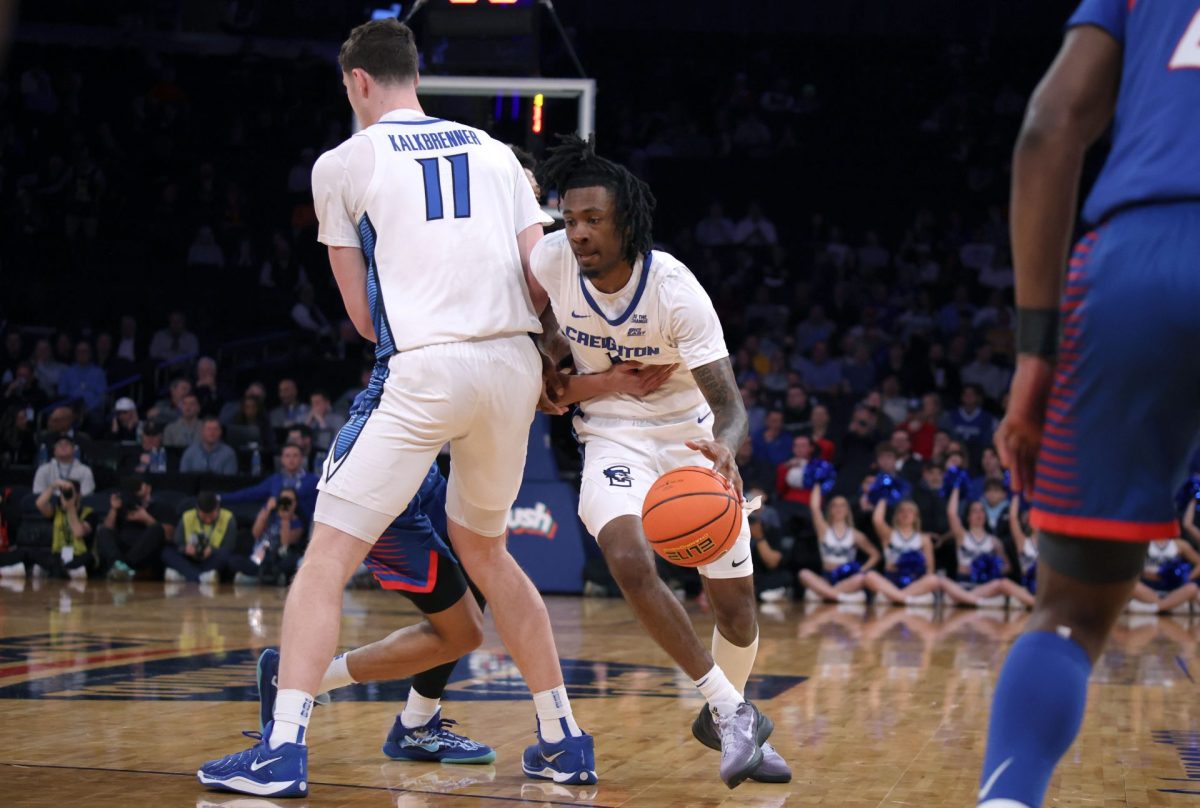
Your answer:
[0,760,613,807]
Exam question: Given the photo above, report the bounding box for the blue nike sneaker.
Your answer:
[197,722,308,798]
[382,710,497,764]
[256,648,278,732]
[521,722,597,785]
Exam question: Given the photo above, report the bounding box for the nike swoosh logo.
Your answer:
[731,555,749,567]
[250,756,282,772]
[542,750,566,764]
[978,757,1013,801]
[697,411,711,424]
[570,311,589,319]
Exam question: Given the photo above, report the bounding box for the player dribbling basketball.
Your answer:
[531,135,789,788]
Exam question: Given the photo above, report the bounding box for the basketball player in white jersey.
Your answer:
[198,20,594,797]
[531,135,790,789]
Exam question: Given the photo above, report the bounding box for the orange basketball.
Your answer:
[642,466,742,568]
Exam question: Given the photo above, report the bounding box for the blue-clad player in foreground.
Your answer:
[979,1,1200,805]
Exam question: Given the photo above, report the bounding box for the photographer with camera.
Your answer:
[163,491,255,583]
[97,474,173,581]
[221,443,318,517]
[21,478,97,579]
[250,489,307,585]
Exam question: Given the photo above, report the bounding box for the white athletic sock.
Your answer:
[533,685,582,742]
[317,653,356,695]
[270,689,315,748]
[712,626,759,699]
[400,686,441,729]
[694,664,743,719]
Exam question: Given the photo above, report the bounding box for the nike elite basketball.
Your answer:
[642,466,742,568]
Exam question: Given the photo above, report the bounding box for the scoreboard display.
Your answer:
[425,0,538,38]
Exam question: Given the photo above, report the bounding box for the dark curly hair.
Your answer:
[537,134,656,267]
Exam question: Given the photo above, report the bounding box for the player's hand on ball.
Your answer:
[609,361,677,397]
[995,355,1054,495]
[537,351,567,415]
[685,439,744,500]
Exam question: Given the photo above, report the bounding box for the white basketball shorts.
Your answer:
[575,410,753,579]
[316,334,541,542]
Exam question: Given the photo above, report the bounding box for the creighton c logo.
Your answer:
[603,465,633,487]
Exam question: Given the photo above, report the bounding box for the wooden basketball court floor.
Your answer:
[2,581,1200,807]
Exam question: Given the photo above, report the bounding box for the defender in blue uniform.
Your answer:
[980,2,1200,806]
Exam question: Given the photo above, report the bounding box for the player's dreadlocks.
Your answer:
[538,134,657,267]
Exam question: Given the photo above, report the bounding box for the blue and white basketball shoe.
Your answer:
[521,721,598,785]
[197,722,308,798]
[382,710,497,764]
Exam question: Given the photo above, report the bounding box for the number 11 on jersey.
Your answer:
[416,153,472,220]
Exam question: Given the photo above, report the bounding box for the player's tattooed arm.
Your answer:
[688,357,748,497]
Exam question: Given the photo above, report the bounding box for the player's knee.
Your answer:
[606,547,658,594]
[713,600,757,646]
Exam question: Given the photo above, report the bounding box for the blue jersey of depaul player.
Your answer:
[1070,0,1200,225]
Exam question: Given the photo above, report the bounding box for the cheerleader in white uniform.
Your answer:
[1006,499,1039,609]
[1126,533,1200,614]
[940,487,1034,608]
[864,498,942,605]
[799,485,881,603]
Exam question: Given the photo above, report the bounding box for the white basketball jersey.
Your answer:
[530,231,728,422]
[312,108,543,356]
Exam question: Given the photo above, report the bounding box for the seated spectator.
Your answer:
[694,202,736,248]
[943,384,997,453]
[3,361,49,415]
[904,393,942,460]
[874,441,900,481]
[794,341,842,396]
[221,443,318,517]
[0,331,23,384]
[186,225,225,269]
[0,405,37,466]
[122,421,170,474]
[776,435,815,510]
[837,406,883,491]
[164,393,202,448]
[891,428,925,486]
[781,386,810,433]
[737,437,776,493]
[149,311,199,363]
[220,381,266,424]
[970,446,1007,501]
[181,418,238,475]
[741,386,766,435]
[752,410,793,467]
[913,462,950,542]
[960,344,1011,404]
[793,305,835,353]
[269,378,309,430]
[98,475,174,580]
[304,390,345,464]
[760,353,789,396]
[334,367,371,418]
[879,375,909,426]
[163,491,256,583]
[734,201,778,246]
[283,424,317,473]
[840,342,876,399]
[250,490,307,585]
[149,377,192,426]
[193,356,229,417]
[110,397,141,443]
[115,315,139,366]
[57,340,107,418]
[33,434,95,497]
[18,479,97,579]
[291,284,334,340]
[980,479,1012,536]
[805,404,835,461]
[32,338,66,397]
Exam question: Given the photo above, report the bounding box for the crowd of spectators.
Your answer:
[3,18,1198,596]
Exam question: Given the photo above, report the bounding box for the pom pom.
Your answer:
[869,473,912,506]
[888,549,927,587]
[940,465,972,500]
[803,458,837,495]
[827,560,862,584]
[970,554,1003,585]
[1157,559,1193,591]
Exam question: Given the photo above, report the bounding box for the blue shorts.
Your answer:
[364,462,457,595]
[1031,205,1200,541]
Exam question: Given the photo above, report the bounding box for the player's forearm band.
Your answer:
[1016,307,1059,359]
